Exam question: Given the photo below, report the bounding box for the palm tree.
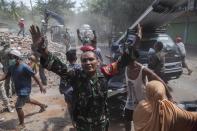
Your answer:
[9,1,19,21]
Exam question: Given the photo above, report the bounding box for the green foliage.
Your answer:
[9,1,19,20]
[85,0,154,31]
[34,0,76,15]
[0,0,76,28]
[0,0,30,22]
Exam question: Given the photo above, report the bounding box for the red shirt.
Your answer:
[18,21,24,28]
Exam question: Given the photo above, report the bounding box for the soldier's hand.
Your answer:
[29,25,46,54]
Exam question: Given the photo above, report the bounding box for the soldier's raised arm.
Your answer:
[29,25,70,78]
[29,25,49,58]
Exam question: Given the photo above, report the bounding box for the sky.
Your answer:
[12,0,83,10]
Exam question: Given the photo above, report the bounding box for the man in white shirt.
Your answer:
[176,37,192,75]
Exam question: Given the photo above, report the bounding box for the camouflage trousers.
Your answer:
[4,77,14,97]
[76,121,109,131]
[0,81,10,107]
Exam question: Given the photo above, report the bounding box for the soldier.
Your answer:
[30,25,111,131]
[30,25,152,131]
[1,34,14,114]
[0,62,14,113]
[0,41,14,97]
[32,20,48,86]
[63,29,71,52]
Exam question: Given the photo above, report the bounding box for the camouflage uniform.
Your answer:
[0,41,14,97]
[0,63,11,109]
[59,63,81,121]
[40,52,109,131]
[0,42,10,71]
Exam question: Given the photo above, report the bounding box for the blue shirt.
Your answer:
[8,63,35,96]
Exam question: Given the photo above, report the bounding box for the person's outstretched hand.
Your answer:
[29,25,46,55]
[40,87,46,94]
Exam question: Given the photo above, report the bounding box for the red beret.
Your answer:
[80,45,95,52]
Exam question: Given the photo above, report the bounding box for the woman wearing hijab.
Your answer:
[133,80,197,131]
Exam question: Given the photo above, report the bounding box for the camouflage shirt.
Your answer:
[148,51,165,75]
[40,52,108,126]
[0,45,10,73]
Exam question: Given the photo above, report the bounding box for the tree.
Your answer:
[84,0,154,32]
[34,0,76,15]
[9,1,19,21]
[0,0,8,12]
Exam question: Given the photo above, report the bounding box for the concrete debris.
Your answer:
[0,32,66,97]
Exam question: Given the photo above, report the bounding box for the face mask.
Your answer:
[9,59,16,66]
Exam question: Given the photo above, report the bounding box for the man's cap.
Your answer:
[9,49,22,58]
[41,19,45,23]
[20,18,24,21]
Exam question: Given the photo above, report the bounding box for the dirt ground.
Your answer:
[0,73,128,131]
[0,71,75,131]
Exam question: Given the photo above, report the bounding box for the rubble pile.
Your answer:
[0,32,69,90]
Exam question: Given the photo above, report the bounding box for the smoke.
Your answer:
[65,11,111,43]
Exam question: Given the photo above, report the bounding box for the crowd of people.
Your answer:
[0,20,196,131]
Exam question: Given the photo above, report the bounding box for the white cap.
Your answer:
[41,19,45,23]
[20,18,24,21]
[9,49,22,58]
